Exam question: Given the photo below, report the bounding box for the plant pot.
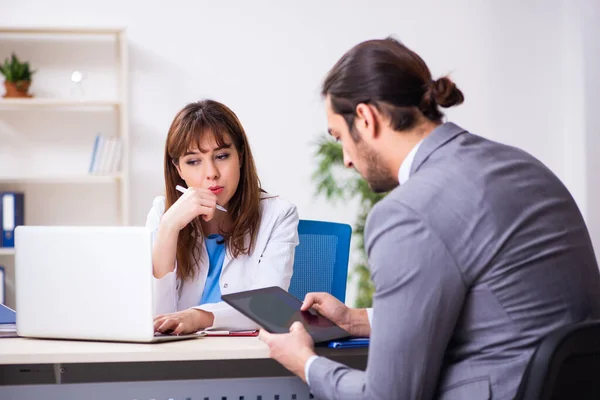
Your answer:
[3,80,32,98]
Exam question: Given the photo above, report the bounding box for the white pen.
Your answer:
[175,185,228,212]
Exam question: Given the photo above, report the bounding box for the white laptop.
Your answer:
[15,226,200,343]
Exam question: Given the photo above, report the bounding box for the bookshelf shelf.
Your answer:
[0,175,122,184]
[0,98,121,110]
[0,27,124,36]
[0,248,16,256]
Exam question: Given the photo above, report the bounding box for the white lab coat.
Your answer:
[145,192,299,330]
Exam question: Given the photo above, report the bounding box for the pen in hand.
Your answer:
[175,185,228,212]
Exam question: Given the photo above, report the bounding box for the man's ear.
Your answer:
[355,103,379,140]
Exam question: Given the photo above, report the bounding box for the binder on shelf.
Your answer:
[0,192,24,248]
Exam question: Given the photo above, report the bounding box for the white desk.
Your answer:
[0,337,368,399]
[0,336,272,364]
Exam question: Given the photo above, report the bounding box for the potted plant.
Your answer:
[0,53,36,98]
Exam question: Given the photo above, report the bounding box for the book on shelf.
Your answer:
[0,192,24,248]
[89,134,123,175]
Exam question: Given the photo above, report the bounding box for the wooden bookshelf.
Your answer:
[0,26,130,225]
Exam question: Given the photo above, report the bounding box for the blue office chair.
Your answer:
[289,219,352,303]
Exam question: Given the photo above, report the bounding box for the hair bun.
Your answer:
[430,76,464,108]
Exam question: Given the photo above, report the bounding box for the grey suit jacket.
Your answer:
[308,122,600,400]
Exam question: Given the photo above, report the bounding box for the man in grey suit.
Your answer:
[259,38,600,399]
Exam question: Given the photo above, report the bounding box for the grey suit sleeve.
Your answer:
[308,200,467,400]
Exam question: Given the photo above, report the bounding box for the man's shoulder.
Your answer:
[369,183,423,219]
[364,192,417,246]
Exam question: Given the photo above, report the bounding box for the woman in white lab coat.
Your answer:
[147,100,299,334]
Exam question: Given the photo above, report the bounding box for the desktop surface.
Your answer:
[0,336,368,387]
[0,336,267,365]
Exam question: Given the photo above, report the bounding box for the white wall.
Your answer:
[1,0,598,306]
[582,0,600,259]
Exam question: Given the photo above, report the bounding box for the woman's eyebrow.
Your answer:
[197,144,232,154]
[183,143,232,156]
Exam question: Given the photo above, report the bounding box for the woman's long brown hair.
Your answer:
[164,100,262,283]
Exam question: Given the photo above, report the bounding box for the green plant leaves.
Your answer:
[0,52,35,83]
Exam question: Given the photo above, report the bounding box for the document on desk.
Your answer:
[200,330,259,337]
[327,337,370,348]
[0,303,16,324]
[0,304,18,338]
[0,323,17,338]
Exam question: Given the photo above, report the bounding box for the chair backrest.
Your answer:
[288,219,352,303]
[514,320,600,400]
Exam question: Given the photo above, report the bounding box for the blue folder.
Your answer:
[0,303,16,324]
[328,337,370,349]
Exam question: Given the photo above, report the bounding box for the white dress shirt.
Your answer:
[397,140,423,185]
[305,139,423,385]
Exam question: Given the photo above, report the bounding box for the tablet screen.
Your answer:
[222,286,350,343]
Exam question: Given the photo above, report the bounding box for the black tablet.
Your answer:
[222,286,351,343]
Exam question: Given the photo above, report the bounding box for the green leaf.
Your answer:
[0,53,34,82]
[312,136,347,202]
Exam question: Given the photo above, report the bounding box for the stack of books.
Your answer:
[88,134,123,175]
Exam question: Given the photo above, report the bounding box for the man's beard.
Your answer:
[358,141,398,194]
